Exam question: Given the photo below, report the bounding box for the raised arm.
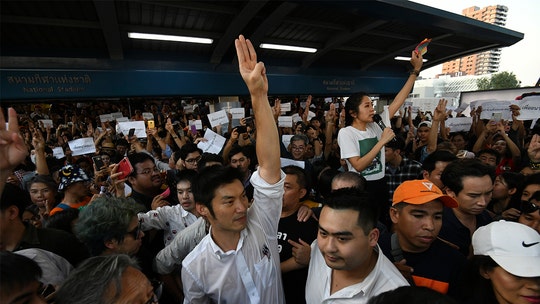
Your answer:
[235,35,280,184]
[426,99,447,154]
[388,50,424,117]
[0,108,29,195]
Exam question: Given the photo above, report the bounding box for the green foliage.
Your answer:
[476,71,521,90]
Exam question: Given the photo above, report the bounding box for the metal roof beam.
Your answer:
[93,0,123,60]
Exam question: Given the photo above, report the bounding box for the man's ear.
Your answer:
[445,188,457,199]
[104,239,118,250]
[479,266,491,280]
[389,207,400,224]
[368,227,380,247]
[127,175,136,185]
[422,170,429,180]
[508,187,517,196]
[196,203,209,218]
[299,188,308,199]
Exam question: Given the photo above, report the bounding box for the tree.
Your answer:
[476,71,521,90]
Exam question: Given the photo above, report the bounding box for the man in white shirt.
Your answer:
[181,34,285,304]
[306,189,408,303]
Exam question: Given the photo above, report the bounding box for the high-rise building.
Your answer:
[441,5,508,76]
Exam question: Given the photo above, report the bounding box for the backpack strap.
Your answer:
[390,233,405,262]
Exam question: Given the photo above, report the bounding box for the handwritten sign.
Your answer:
[207,110,229,128]
[189,120,203,130]
[52,147,65,159]
[292,113,302,123]
[38,119,53,128]
[229,108,245,119]
[183,105,193,114]
[142,112,154,120]
[280,157,305,169]
[281,102,291,112]
[111,112,123,119]
[197,129,226,154]
[516,95,540,120]
[410,98,440,112]
[115,117,129,122]
[307,111,316,121]
[116,121,146,138]
[282,135,293,149]
[68,137,96,156]
[446,117,473,132]
[278,116,293,128]
[99,114,113,122]
[478,101,512,120]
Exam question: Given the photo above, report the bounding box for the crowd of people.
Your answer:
[1,34,540,304]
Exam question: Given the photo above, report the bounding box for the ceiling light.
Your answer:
[128,32,213,44]
[394,56,428,62]
[260,43,317,53]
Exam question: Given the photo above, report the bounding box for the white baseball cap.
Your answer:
[473,220,540,277]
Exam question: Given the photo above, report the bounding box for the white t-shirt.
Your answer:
[138,204,198,246]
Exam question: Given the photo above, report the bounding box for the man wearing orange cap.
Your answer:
[378,179,466,295]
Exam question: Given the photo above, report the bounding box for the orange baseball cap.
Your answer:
[392,179,458,208]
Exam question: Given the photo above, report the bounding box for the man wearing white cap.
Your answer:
[456,220,540,303]
[379,179,466,295]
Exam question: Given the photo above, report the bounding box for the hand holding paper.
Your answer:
[415,38,432,55]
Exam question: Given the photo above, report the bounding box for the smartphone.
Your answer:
[148,120,155,129]
[160,187,170,198]
[93,155,105,169]
[491,112,502,122]
[235,126,247,134]
[190,124,197,134]
[244,117,253,125]
[128,128,136,137]
[117,157,133,179]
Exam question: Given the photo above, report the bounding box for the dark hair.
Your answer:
[385,135,405,151]
[290,134,309,146]
[421,150,457,173]
[317,168,339,199]
[283,165,309,200]
[0,183,32,218]
[198,153,223,168]
[126,152,155,177]
[454,255,498,303]
[476,148,500,164]
[174,169,198,186]
[367,286,458,304]
[324,188,378,235]
[344,92,370,126]
[193,165,243,217]
[179,143,202,161]
[26,174,58,191]
[229,145,250,161]
[522,173,540,189]
[0,251,42,293]
[115,138,129,147]
[44,208,80,234]
[441,159,495,195]
[331,171,367,191]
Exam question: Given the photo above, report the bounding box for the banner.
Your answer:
[52,146,65,159]
[280,102,291,112]
[229,107,245,119]
[516,95,540,120]
[278,116,293,128]
[478,101,512,121]
[68,137,96,156]
[207,109,229,128]
[446,117,473,132]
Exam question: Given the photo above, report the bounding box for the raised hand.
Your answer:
[235,35,267,98]
[0,108,28,171]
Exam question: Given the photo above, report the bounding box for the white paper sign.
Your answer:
[52,147,65,159]
[115,117,129,122]
[111,112,124,119]
[278,116,293,128]
[68,137,96,156]
[446,117,473,132]
[99,114,113,122]
[280,157,305,169]
[142,112,154,120]
[281,102,291,112]
[307,111,316,121]
[207,110,229,128]
[116,121,147,138]
[282,135,293,149]
[411,98,440,112]
[197,129,226,154]
[324,97,332,103]
[38,119,53,128]
[183,105,193,114]
[291,113,302,124]
[516,96,540,120]
[229,108,245,119]
[478,101,512,120]
[190,120,203,130]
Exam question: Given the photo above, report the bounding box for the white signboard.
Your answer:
[229,108,245,119]
[68,137,96,156]
[99,114,113,122]
[410,98,440,112]
[446,117,473,133]
[516,95,540,120]
[52,147,65,159]
[280,157,305,169]
[307,111,316,121]
[197,129,226,154]
[207,110,229,128]
[282,135,293,149]
[142,112,154,120]
[478,101,512,120]
[183,105,193,114]
[291,113,302,124]
[280,102,291,112]
[111,112,124,119]
[38,119,53,128]
[278,116,293,128]
[115,117,129,122]
[189,120,203,130]
[116,121,147,138]
[324,97,332,103]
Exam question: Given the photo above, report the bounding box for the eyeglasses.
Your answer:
[126,220,143,239]
[521,200,540,214]
[137,167,160,175]
[291,145,305,151]
[185,155,202,164]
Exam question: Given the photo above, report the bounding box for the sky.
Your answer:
[411,0,540,87]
